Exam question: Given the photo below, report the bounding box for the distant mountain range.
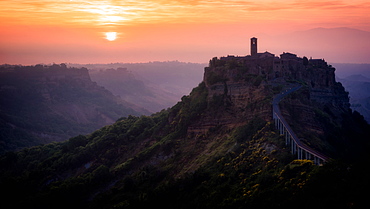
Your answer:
[332,63,370,78]
[70,62,205,113]
[337,74,370,123]
[260,27,370,64]
[343,74,370,82]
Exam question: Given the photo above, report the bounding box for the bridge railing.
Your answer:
[272,87,330,165]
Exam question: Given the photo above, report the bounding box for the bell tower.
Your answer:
[251,37,257,56]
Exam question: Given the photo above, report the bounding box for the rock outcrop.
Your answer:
[186,52,352,159]
[188,53,350,136]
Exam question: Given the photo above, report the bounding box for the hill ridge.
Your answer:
[1,53,369,208]
[0,64,146,153]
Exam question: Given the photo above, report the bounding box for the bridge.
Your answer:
[272,85,330,165]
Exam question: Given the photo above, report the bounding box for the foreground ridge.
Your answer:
[273,85,330,165]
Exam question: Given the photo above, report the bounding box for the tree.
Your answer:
[303,56,309,66]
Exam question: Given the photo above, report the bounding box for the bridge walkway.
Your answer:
[272,85,330,165]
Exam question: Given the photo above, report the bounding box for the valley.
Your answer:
[1,48,369,208]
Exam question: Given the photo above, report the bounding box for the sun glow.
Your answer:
[1,0,370,64]
[105,32,117,41]
[100,16,127,25]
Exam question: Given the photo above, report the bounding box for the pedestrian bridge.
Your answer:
[272,85,330,165]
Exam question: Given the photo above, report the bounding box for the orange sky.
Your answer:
[1,0,370,64]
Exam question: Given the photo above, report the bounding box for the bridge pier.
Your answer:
[285,133,289,145]
[298,148,303,160]
[279,120,284,135]
[314,156,318,165]
[297,147,300,159]
[291,141,297,155]
[305,150,310,160]
[274,115,326,165]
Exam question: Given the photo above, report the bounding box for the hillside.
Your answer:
[1,55,369,209]
[0,64,147,153]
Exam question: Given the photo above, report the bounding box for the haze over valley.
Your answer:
[2,41,370,208]
[71,61,205,113]
[1,1,370,208]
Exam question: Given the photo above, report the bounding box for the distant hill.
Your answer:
[337,74,370,123]
[261,27,370,63]
[70,61,205,113]
[88,68,158,111]
[0,64,147,153]
[343,74,370,82]
[331,63,370,123]
[291,27,370,63]
[331,63,370,78]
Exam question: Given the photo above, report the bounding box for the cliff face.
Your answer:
[0,64,145,153]
[196,54,350,133]
[300,63,350,118]
[187,62,271,135]
[196,54,353,158]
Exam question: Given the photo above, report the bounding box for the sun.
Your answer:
[105,32,117,41]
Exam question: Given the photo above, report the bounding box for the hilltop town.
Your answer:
[204,37,349,118]
[193,38,351,159]
[209,37,334,84]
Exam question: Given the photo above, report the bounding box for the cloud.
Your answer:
[0,0,369,27]
[0,1,256,25]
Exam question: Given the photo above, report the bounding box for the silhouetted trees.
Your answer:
[303,56,309,66]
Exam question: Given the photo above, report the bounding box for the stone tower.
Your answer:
[251,37,257,56]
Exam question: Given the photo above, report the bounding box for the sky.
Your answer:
[0,0,370,64]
